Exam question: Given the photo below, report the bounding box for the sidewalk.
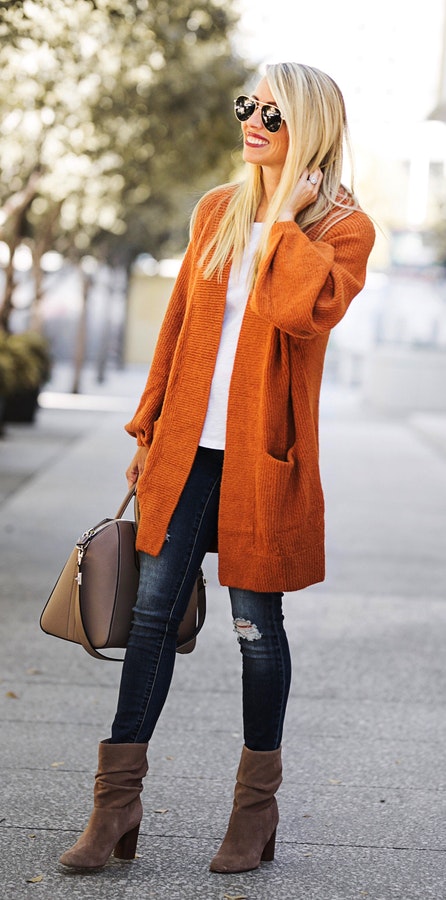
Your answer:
[1,366,446,900]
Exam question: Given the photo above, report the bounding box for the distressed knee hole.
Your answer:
[233,618,262,641]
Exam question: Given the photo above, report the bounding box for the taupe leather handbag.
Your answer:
[40,487,206,660]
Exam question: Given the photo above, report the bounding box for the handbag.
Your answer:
[40,486,206,660]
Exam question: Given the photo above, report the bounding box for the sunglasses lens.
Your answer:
[261,106,282,133]
[234,96,256,122]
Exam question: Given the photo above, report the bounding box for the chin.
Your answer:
[243,148,266,165]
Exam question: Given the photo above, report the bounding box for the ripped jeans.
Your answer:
[110,446,292,751]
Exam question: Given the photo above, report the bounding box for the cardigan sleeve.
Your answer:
[249,209,375,338]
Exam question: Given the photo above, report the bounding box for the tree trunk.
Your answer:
[115,264,131,369]
[96,264,112,385]
[71,267,91,394]
[29,248,44,333]
[0,248,16,333]
[28,202,62,333]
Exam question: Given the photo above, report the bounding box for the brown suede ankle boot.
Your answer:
[209,745,282,874]
[59,740,148,870]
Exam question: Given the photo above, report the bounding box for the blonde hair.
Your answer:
[197,62,357,283]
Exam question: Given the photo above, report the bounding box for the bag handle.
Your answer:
[114,485,137,520]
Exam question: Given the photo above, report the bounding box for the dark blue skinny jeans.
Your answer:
[110,446,292,751]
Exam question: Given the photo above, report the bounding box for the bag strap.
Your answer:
[74,583,122,661]
[193,569,206,635]
[74,569,206,661]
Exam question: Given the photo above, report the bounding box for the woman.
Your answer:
[60,62,375,874]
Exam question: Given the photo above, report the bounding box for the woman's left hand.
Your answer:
[278,167,323,221]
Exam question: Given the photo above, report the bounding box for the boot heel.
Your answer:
[114,824,140,860]
[261,828,276,862]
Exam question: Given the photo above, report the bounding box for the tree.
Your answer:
[0,0,251,309]
[0,0,252,391]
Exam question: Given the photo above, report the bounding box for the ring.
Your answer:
[309,173,318,185]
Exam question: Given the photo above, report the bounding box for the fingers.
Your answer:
[305,166,323,192]
[126,446,149,489]
[126,466,139,488]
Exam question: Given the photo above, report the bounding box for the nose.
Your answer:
[248,103,263,129]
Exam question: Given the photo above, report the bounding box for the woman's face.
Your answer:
[240,77,289,174]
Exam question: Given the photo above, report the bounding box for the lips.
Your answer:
[244,131,269,148]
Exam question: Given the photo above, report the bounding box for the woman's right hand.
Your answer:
[126,446,149,489]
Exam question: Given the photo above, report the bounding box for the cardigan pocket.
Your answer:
[255,451,324,555]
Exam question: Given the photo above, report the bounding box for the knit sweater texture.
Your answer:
[125,185,375,592]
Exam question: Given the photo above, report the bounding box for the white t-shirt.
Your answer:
[199,223,263,449]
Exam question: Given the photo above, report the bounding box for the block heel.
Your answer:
[114,823,140,860]
[261,827,276,862]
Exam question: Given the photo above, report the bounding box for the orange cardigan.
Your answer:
[126,185,375,592]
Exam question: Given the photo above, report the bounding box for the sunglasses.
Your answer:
[233,95,284,133]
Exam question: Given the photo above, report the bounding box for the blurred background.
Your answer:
[0,0,446,421]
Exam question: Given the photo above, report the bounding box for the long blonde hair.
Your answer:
[198,62,357,283]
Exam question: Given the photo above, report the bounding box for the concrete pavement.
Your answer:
[1,365,446,900]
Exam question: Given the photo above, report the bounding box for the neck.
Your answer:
[255,166,281,222]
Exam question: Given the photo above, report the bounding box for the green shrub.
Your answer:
[0,331,52,395]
